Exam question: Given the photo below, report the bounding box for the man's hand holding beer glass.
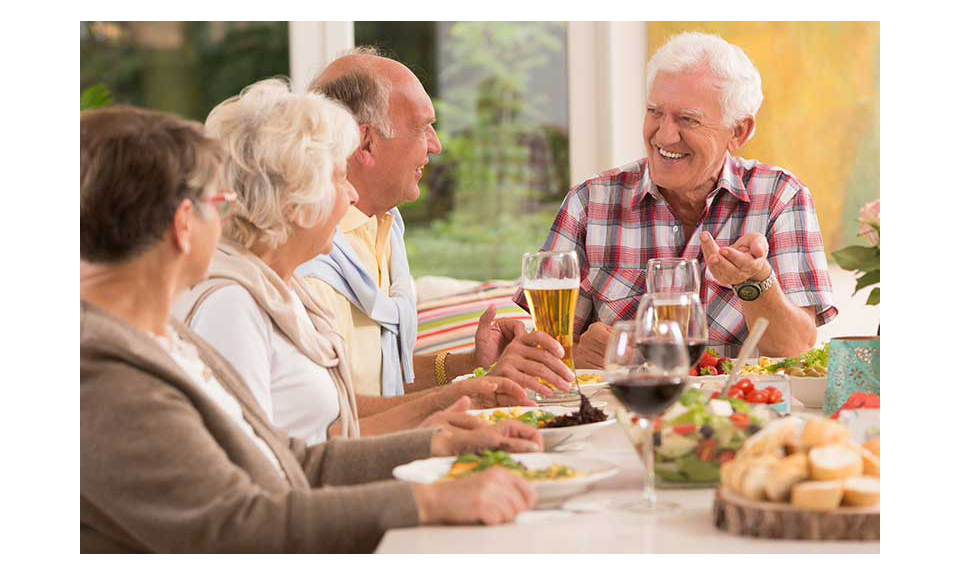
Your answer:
[520,250,583,402]
[472,304,575,396]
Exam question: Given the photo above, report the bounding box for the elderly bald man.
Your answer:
[516,32,838,367]
[298,48,575,399]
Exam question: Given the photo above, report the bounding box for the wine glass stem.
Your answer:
[638,417,657,506]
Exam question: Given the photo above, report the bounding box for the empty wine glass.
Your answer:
[646,257,700,294]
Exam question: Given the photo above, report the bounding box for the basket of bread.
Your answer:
[713,416,880,541]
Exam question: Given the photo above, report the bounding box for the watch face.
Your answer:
[738,285,761,301]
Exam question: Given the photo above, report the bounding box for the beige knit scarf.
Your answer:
[174,240,360,438]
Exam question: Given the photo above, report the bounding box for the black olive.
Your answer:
[700,424,714,438]
[653,431,662,447]
[746,424,762,435]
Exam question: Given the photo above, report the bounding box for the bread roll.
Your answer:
[791,480,844,511]
[802,417,851,448]
[863,436,880,456]
[739,455,778,501]
[843,476,881,507]
[764,453,809,502]
[861,448,880,477]
[740,416,802,458]
[809,444,863,480]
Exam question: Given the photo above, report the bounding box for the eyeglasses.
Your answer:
[198,191,237,220]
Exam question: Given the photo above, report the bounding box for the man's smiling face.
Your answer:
[643,67,738,198]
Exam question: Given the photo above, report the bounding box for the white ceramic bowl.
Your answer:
[467,406,616,451]
[789,376,827,408]
[392,452,620,503]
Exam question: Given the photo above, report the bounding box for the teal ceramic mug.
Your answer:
[824,336,880,415]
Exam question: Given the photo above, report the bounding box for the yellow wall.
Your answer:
[647,22,880,255]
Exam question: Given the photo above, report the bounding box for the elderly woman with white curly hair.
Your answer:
[177,79,536,443]
[520,31,837,367]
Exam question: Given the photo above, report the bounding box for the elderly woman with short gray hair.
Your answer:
[177,79,537,443]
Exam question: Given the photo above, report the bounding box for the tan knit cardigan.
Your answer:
[80,301,433,553]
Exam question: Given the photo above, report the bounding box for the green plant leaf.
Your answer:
[855,270,880,293]
[81,84,113,111]
[866,287,880,305]
[832,245,880,272]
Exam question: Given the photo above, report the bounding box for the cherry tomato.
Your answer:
[766,387,783,404]
[733,378,755,394]
[709,391,721,400]
[696,438,717,462]
[729,413,750,429]
[746,389,770,404]
[672,424,697,435]
[716,449,736,464]
[690,367,699,376]
[726,388,745,400]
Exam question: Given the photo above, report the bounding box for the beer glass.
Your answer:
[645,257,700,294]
[521,250,581,402]
[636,292,708,369]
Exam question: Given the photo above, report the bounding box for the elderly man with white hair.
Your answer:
[516,32,838,365]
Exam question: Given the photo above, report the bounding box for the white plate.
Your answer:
[466,406,616,451]
[452,370,607,390]
[392,452,621,502]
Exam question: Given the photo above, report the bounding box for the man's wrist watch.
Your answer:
[732,268,776,301]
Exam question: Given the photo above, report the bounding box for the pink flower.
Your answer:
[857,200,880,246]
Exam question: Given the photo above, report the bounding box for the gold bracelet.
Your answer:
[435,351,451,386]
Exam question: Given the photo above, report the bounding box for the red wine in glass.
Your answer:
[609,374,686,418]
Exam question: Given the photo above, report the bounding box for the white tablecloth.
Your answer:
[376,389,881,553]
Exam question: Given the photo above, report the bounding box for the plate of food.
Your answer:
[467,394,615,451]
[451,367,608,393]
[393,449,621,503]
[689,343,831,408]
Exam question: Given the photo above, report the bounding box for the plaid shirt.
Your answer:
[514,153,838,358]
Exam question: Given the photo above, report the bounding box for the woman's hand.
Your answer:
[418,396,485,432]
[413,467,537,525]
[444,375,537,409]
[430,418,543,457]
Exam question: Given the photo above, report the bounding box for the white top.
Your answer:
[189,285,342,446]
[152,327,285,478]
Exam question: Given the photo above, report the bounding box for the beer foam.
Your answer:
[524,278,580,290]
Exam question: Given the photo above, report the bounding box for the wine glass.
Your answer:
[605,319,689,513]
[645,257,700,294]
[636,292,708,370]
[520,250,581,402]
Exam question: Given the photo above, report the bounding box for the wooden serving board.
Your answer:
[713,487,879,541]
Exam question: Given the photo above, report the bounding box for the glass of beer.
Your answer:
[636,292,708,369]
[645,257,700,294]
[521,250,581,402]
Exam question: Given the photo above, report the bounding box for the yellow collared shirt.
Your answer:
[303,206,395,397]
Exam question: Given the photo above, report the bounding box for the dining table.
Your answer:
[376,386,881,553]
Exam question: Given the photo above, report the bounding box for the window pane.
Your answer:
[355,21,570,281]
[81,22,289,121]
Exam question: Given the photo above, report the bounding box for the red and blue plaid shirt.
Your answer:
[514,153,838,358]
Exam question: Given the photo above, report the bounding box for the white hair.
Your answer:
[646,32,763,139]
[204,78,360,250]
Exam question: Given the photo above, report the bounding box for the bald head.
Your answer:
[308,48,441,217]
[309,51,426,139]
